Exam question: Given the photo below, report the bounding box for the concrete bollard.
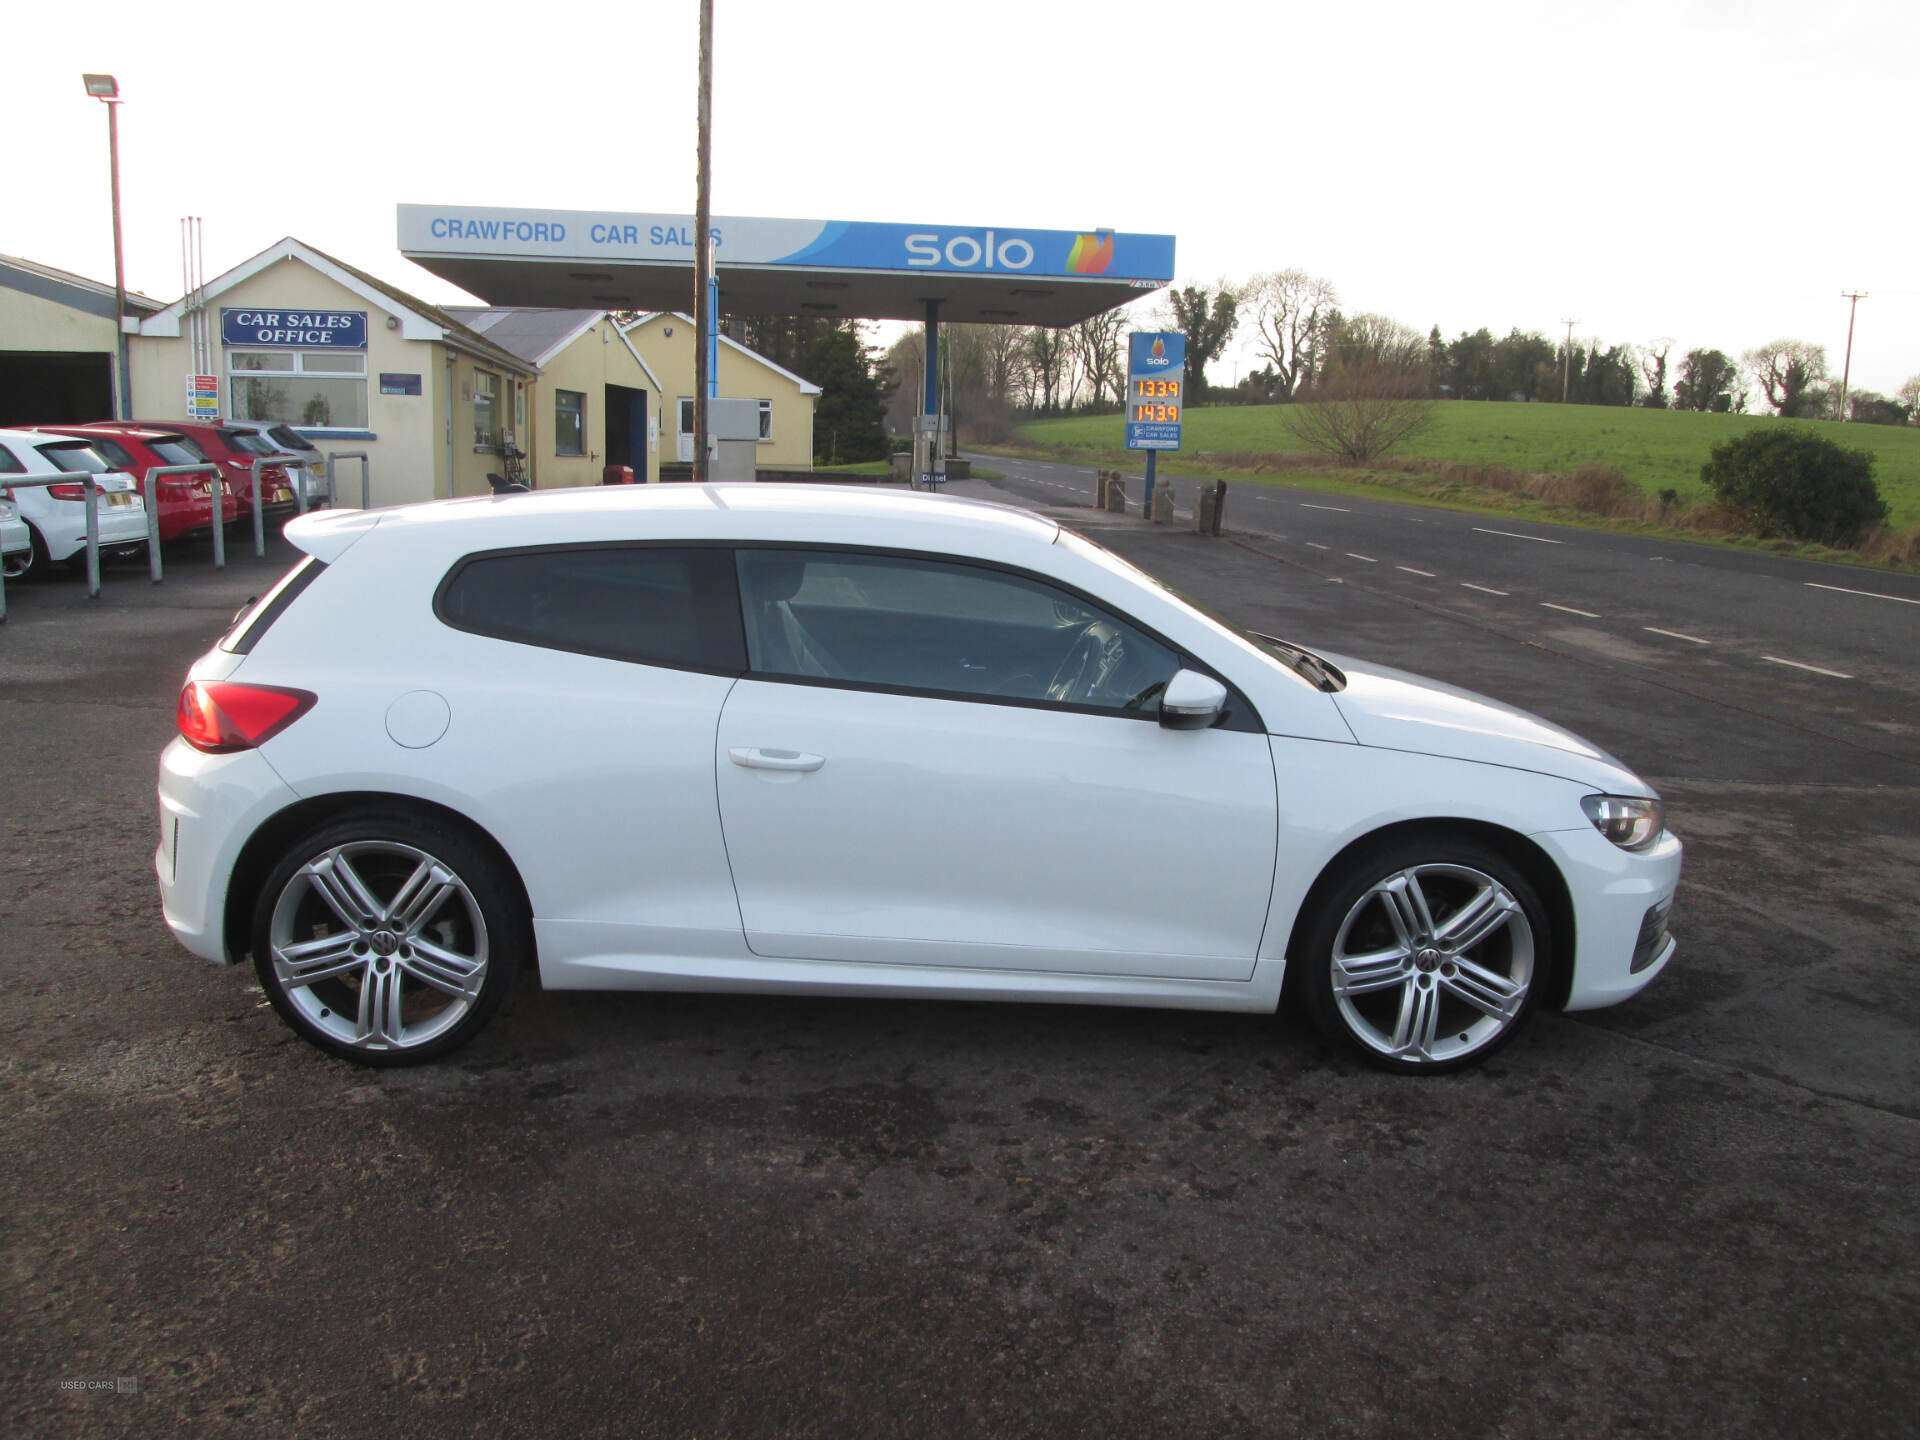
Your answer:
[1104,475,1127,514]
[1195,479,1229,535]
[1151,483,1175,524]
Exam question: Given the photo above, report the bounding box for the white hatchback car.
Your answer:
[0,427,148,569]
[158,486,1679,1072]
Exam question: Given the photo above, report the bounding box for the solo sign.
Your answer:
[221,308,367,349]
[1125,332,1186,451]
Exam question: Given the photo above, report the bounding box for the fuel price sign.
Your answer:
[1125,331,1186,450]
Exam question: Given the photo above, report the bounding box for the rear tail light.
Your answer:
[48,483,88,501]
[176,680,316,753]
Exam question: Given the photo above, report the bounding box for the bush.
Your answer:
[1700,429,1887,545]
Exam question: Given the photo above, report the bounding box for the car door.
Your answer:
[714,548,1279,982]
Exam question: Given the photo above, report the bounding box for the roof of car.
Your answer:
[286,484,1061,564]
[39,422,185,441]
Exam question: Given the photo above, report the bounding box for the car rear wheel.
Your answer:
[1298,835,1547,1074]
[251,810,521,1066]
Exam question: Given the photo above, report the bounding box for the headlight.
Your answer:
[1581,794,1664,852]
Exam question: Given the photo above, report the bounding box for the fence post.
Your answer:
[248,454,300,557]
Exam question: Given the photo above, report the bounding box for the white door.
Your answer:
[675,397,694,462]
[713,549,1278,981]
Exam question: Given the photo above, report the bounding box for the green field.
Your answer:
[1015,402,1920,527]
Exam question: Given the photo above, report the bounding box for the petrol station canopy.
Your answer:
[398,205,1175,327]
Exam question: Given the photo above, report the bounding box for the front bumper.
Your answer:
[1530,823,1683,1011]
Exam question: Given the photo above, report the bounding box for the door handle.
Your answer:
[728,746,826,773]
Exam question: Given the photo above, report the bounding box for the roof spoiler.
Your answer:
[284,507,382,563]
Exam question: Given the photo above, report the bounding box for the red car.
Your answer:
[85,419,296,534]
[34,424,236,544]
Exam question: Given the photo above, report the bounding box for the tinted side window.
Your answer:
[736,548,1181,714]
[0,445,23,475]
[437,545,745,673]
[84,437,137,469]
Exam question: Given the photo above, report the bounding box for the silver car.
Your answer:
[218,420,329,509]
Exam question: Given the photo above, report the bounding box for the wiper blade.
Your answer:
[1250,632,1344,692]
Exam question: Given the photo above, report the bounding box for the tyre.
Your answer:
[3,534,32,580]
[1297,834,1549,1074]
[250,809,522,1066]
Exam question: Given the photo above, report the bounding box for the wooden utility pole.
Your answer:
[1838,291,1867,422]
[693,0,714,482]
[1560,318,1580,404]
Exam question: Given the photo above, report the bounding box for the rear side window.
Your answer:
[436,545,745,673]
[0,445,23,475]
[267,426,318,453]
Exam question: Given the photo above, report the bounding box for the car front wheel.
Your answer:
[250,810,521,1065]
[1298,835,1548,1074]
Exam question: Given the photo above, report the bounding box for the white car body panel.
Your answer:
[158,484,1681,1040]
[0,499,30,562]
[715,678,1279,980]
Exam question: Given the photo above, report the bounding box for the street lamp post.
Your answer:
[82,74,130,421]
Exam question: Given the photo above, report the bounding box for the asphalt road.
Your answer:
[3,494,1916,1440]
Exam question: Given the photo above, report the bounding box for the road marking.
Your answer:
[1396,565,1437,577]
[1542,602,1603,618]
[1804,581,1920,606]
[1306,542,1331,550]
[1461,582,1508,596]
[1473,527,1564,544]
[1644,626,1710,645]
[1346,552,1378,563]
[1763,655,1854,679]
[1300,503,1351,513]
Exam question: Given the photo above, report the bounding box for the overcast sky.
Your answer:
[14,0,1916,397]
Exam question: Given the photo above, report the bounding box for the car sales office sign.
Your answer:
[1125,331,1186,451]
[220,309,367,349]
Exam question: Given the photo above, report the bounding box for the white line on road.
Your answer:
[1396,565,1437,577]
[1300,503,1351,512]
[1473,527,1564,544]
[1347,552,1378,563]
[1804,581,1920,606]
[1542,602,1603,618]
[1644,626,1711,645]
[1762,655,1854,679]
[1461,582,1509,596]
[1306,542,1331,550]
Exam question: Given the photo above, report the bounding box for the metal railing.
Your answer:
[2,471,118,617]
[144,463,225,579]
[247,453,303,557]
[326,451,370,510]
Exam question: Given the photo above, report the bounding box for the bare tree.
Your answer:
[1639,338,1673,408]
[1070,309,1129,409]
[1024,327,1072,415]
[1246,269,1338,398]
[1896,373,1920,419]
[1743,339,1829,418]
[1282,333,1435,463]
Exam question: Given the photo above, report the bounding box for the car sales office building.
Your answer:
[123,236,822,504]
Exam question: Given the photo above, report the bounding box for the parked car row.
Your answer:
[0,419,329,577]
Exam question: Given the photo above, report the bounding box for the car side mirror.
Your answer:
[1159,669,1227,730]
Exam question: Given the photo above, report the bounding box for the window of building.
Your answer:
[229,350,369,431]
[555,391,586,456]
[734,549,1181,713]
[436,546,745,672]
[758,400,772,441]
[678,398,694,435]
[473,371,500,450]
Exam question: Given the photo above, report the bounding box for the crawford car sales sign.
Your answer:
[221,308,367,349]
